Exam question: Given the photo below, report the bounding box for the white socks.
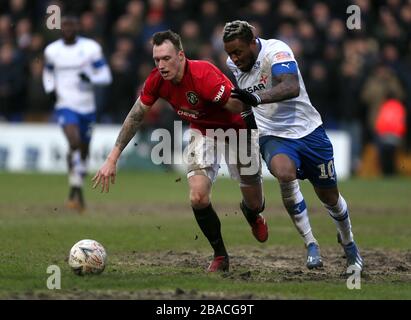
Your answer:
[280,180,317,246]
[325,194,354,245]
[69,150,86,187]
[280,180,354,246]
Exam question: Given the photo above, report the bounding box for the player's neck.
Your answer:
[63,37,78,45]
[252,38,261,60]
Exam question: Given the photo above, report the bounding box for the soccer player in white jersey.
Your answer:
[43,15,112,212]
[223,20,363,271]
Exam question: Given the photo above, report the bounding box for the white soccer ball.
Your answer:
[68,239,107,275]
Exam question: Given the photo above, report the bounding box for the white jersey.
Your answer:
[227,38,322,139]
[43,37,112,114]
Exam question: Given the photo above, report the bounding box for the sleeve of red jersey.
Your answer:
[139,70,160,106]
[201,65,233,107]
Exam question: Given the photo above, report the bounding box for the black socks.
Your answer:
[240,199,265,225]
[192,203,228,257]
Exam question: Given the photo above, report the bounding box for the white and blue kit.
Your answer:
[43,37,112,142]
[227,38,336,187]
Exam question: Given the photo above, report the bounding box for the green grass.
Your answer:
[0,172,410,299]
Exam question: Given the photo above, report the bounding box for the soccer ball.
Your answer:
[68,239,107,275]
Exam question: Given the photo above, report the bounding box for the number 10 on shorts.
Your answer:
[318,160,335,179]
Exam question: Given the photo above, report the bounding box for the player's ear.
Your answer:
[178,50,185,61]
[250,38,257,47]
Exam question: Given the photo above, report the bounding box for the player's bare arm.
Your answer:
[114,98,150,153]
[222,97,245,113]
[259,73,300,103]
[92,98,150,192]
[232,73,300,106]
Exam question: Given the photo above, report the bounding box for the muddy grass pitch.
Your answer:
[0,172,410,299]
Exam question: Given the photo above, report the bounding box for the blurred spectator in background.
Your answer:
[198,0,221,41]
[374,98,407,175]
[106,46,137,123]
[0,14,13,45]
[9,0,29,22]
[91,0,109,39]
[180,20,201,59]
[361,63,405,136]
[166,0,189,33]
[25,56,51,122]
[0,43,26,121]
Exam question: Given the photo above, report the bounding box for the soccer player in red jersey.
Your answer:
[92,30,268,272]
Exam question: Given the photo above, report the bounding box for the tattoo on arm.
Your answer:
[115,99,149,151]
[257,73,300,103]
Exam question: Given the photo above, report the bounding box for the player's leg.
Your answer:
[62,123,84,211]
[259,136,322,269]
[72,142,89,209]
[272,154,322,269]
[73,112,95,211]
[314,185,351,244]
[56,109,85,211]
[188,173,229,272]
[301,125,363,271]
[314,185,363,271]
[232,129,268,242]
[186,131,228,272]
[239,183,268,242]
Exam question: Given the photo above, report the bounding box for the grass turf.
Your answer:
[0,171,410,299]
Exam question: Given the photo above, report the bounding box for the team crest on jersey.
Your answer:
[186,91,199,105]
[253,61,261,70]
[274,51,292,62]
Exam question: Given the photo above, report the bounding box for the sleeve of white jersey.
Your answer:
[268,41,296,66]
[83,41,112,86]
[42,46,55,93]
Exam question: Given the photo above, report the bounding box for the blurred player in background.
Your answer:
[43,15,112,212]
[93,30,267,272]
[223,20,363,271]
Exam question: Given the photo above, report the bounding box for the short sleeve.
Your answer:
[201,65,233,106]
[268,41,298,76]
[139,70,160,106]
[268,41,296,65]
[89,41,108,69]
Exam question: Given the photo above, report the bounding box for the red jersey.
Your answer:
[140,59,246,134]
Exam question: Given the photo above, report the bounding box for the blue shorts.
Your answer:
[259,126,337,188]
[55,108,96,143]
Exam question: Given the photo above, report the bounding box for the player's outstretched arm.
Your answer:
[222,97,245,113]
[231,73,300,106]
[258,73,300,103]
[92,98,150,193]
[80,63,112,86]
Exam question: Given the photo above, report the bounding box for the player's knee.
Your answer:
[273,170,296,183]
[68,140,82,151]
[317,188,339,206]
[190,192,210,209]
[270,158,296,182]
[321,193,339,207]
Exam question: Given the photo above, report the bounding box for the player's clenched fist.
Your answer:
[231,87,262,106]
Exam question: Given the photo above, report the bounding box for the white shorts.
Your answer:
[186,128,262,187]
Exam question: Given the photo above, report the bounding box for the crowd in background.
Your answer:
[0,0,410,174]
